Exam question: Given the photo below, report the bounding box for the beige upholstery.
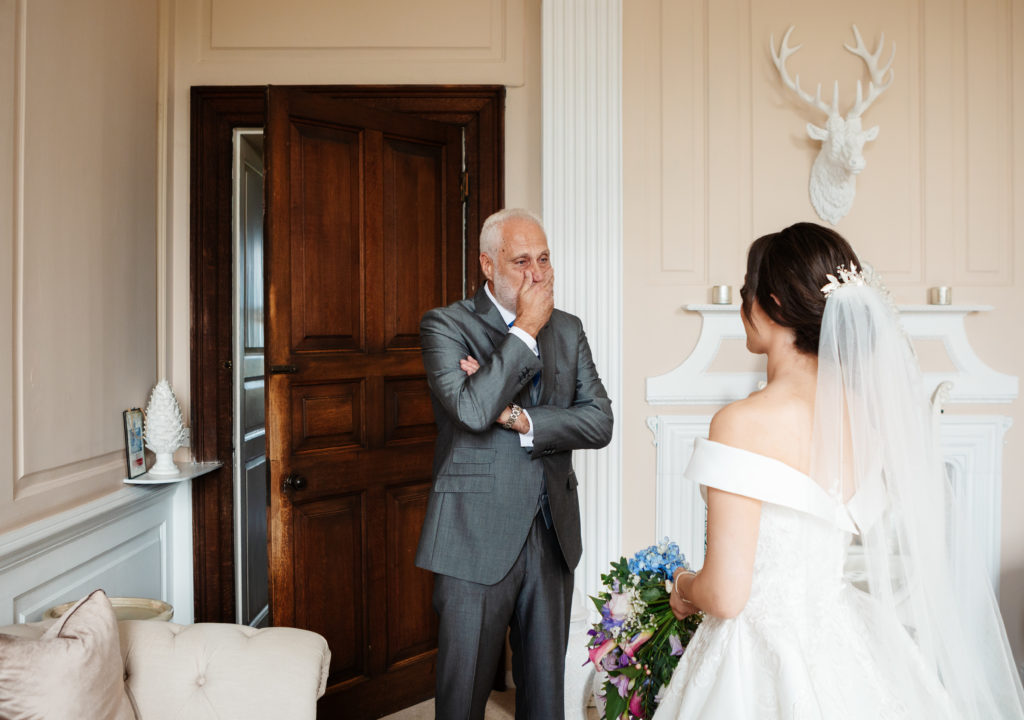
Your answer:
[0,590,134,720]
[0,619,331,720]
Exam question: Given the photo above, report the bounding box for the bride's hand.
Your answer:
[670,590,698,620]
[670,569,699,620]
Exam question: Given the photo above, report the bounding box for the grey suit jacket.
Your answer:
[415,286,614,585]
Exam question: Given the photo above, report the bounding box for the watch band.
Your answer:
[502,403,523,430]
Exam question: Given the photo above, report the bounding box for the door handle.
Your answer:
[283,473,307,492]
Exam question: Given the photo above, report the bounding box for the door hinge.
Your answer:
[460,171,470,202]
[269,364,298,374]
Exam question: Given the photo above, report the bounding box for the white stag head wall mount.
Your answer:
[771,25,895,225]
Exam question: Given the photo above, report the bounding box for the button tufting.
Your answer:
[196,676,206,687]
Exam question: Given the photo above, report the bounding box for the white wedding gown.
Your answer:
[653,438,957,720]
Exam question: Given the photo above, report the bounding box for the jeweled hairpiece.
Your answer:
[820,263,867,298]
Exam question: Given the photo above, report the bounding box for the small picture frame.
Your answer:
[123,408,147,478]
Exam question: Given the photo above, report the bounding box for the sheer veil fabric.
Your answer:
[810,271,1024,718]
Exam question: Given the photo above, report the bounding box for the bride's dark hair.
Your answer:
[740,222,860,355]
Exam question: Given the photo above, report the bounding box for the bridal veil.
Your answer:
[810,266,1024,718]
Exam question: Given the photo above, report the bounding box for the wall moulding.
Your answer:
[956,0,1014,284]
[655,0,708,280]
[14,452,125,500]
[6,0,157,516]
[192,0,526,85]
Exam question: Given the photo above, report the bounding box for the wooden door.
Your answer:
[264,87,462,718]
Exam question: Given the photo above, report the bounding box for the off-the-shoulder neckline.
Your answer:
[698,437,815,483]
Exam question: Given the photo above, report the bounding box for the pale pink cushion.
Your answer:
[0,589,136,720]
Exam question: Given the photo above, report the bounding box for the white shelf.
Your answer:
[124,461,222,485]
[648,303,1017,405]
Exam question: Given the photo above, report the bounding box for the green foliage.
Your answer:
[587,543,704,719]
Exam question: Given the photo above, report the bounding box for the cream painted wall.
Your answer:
[0,0,159,533]
[0,0,541,541]
[162,0,543,426]
[623,0,1024,656]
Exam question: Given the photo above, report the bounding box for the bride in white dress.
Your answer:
[653,223,1024,719]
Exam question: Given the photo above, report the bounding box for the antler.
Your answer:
[843,24,895,119]
[771,26,838,117]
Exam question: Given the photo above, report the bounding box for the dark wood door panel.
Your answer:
[287,445,436,499]
[383,136,445,350]
[292,493,367,685]
[385,479,438,667]
[291,381,365,454]
[383,377,436,446]
[289,121,364,353]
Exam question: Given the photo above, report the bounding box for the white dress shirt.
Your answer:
[484,282,536,447]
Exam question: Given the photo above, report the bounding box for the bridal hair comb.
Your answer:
[821,261,915,357]
[820,263,868,298]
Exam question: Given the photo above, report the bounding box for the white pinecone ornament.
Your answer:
[144,380,187,476]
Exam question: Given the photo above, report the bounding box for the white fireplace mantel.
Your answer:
[645,303,1018,592]
[647,304,1019,405]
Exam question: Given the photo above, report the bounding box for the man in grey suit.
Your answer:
[416,208,614,719]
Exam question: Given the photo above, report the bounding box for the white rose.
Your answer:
[607,592,633,621]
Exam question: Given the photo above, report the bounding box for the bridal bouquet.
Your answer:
[586,539,702,719]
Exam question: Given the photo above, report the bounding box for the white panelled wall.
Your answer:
[0,482,194,625]
[543,0,624,600]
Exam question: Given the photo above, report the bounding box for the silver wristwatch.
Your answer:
[502,403,523,430]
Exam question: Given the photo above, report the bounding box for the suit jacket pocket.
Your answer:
[448,447,497,476]
[433,474,494,492]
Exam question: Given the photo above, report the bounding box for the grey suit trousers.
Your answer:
[432,510,574,720]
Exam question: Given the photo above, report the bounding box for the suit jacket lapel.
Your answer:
[537,320,557,405]
[473,285,508,349]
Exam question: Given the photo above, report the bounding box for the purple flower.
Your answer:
[609,673,631,698]
[669,634,684,657]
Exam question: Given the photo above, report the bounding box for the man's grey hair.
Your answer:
[479,208,545,259]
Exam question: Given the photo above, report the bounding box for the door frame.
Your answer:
[188,85,505,622]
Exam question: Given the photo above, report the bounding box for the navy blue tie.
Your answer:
[509,320,541,388]
[509,322,551,528]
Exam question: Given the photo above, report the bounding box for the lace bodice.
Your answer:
[744,503,848,627]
